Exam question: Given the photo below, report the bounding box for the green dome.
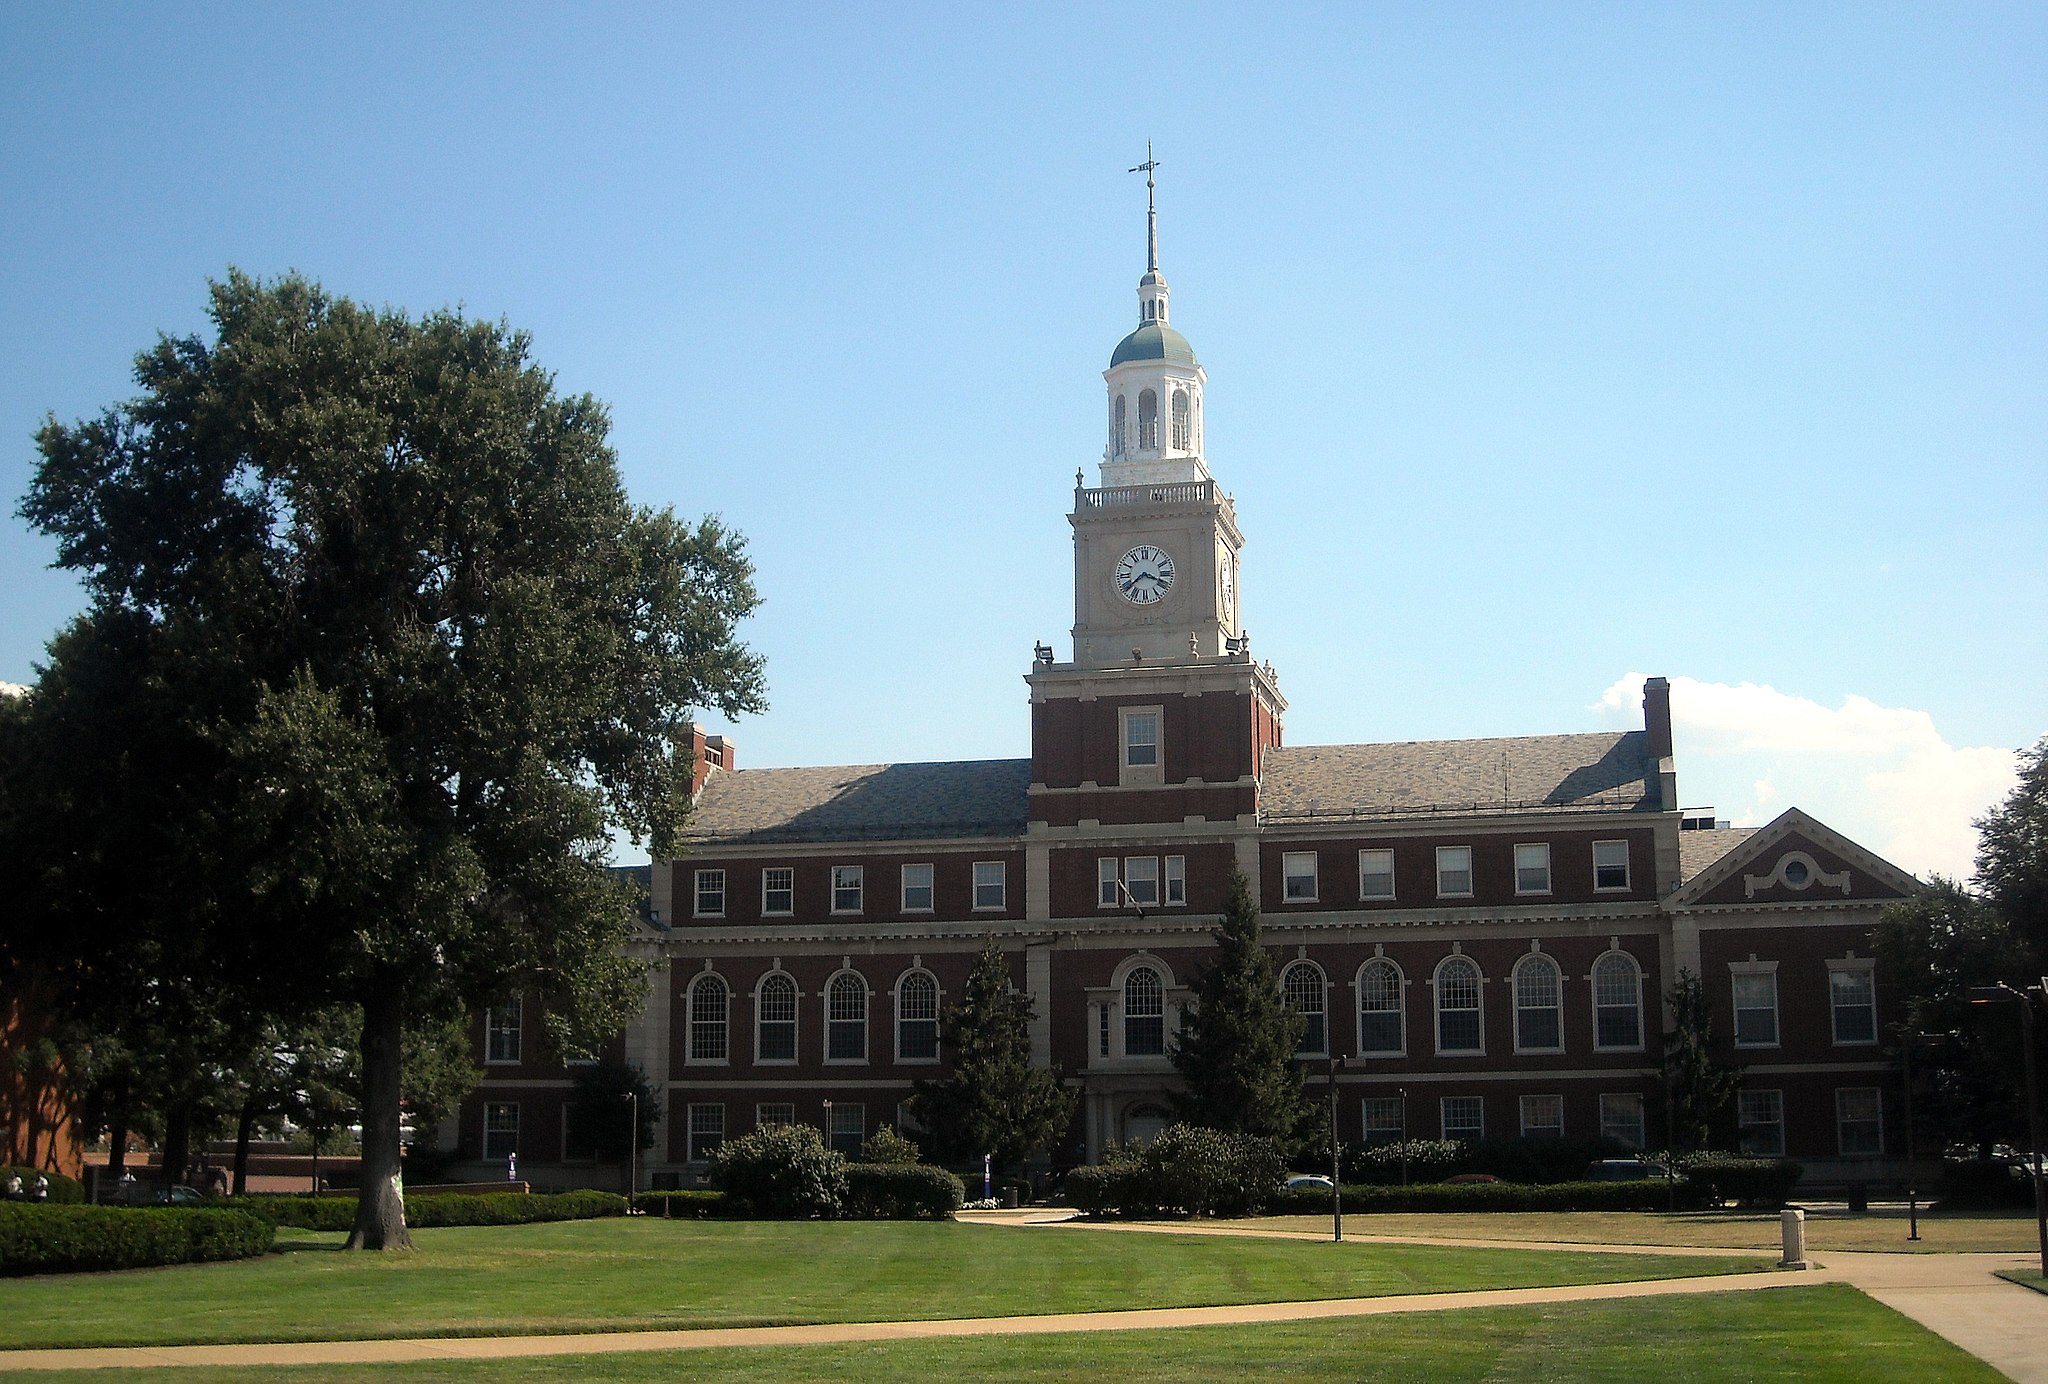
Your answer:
[1109,322,1198,368]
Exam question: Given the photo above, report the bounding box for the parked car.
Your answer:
[1583,1159,1668,1182]
[1284,1174,1336,1194]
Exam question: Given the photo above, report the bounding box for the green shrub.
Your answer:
[219,1195,358,1231]
[858,1128,925,1164]
[1274,1180,1710,1214]
[1669,1153,1803,1208]
[0,1204,273,1275]
[843,1163,964,1219]
[709,1125,847,1219]
[1935,1159,2035,1210]
[1067,1126,1285,1217]
[1062,1165,1115,1215]
[1343,1139,1466,1184]
[222,1189,623,1230]
[0,1166,85,1204]
[632,1189,728,1218]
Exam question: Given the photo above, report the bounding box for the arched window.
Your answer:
[756,972,797,1062]
[1137,389,1158,450]
[1593,952,1644,1050]
[1282,961,1326,1056]
[1124,965,1164,1056]
[1171,388,1191,450]
[827,972,868,1062]
[1112,395,1127,457]
[1434,956,1483,1055]
[688,973,728,1062]
[1358,959,1405,1055]
[896,970,939,1062]
[1513,954,1563,1052]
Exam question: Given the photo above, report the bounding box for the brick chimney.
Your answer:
[1641,677,1677,811]
[685,725,735,800]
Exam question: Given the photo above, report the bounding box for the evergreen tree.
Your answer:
[1973,737,2048,962]
[910,939,1074,1171]
[1169,869,1316,1147]
[1659,968,1741,1152]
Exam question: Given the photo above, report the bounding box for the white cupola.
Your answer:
[1101,145,1208,487]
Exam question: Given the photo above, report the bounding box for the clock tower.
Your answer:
[1025,152,1284,846]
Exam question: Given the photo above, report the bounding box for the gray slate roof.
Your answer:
[1259,731,1651,823]
[683,760,1032,845]
[1678,827,1756,882]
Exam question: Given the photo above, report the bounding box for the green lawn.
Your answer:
[0,1219,1765,1351]
[1225,1208,2039,1254]
[3,1285,1996,1383]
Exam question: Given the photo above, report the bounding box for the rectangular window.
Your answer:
[901,863,934,912]
[828,1102,866,1157]
[1599,1093,1647,1151]
[1837,1087,1884,1157]
[756,1102,795,1130]
[1164,855,1186,906]
[1124,857,1159,906]
[1732,968,1780,1047]
[1436,845,1473,898]
[1358,848,1395,901]
[1829,965,1878,1046]
[1593,839,1631,891]
[1282,851,1319,902]
[482,1102,519,1160]
[1441,1095,1485,1142]
[761,867,794,916]
[973,861,1006,911]
[687,1103,725,1164]
[1513,843,1551,895]
[1520,1094,1564,1140]
[1739,1090,1786,1157]
[485,1000,522,1064]
[1098,857,1120,907]
[831,865,864,914]
[1123,709,1160,768]
[694,868,725,917]
[1361,1097,1405,1146]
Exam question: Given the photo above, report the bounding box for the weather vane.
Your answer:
[1128,142,1160,273]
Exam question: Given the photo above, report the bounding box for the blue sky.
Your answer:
[3,3,2041,877]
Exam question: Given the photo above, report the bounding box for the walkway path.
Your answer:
[0,1214,2038,1377]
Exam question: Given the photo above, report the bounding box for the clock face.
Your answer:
[1115,544,1175,605]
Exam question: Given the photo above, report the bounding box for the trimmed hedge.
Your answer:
[0,1166,85,1204]
[632,1190,729,1218]
[843,1163,964,1220]
[1669,1153,1804,1209]
[1261,1179,1711,1214]
[222,1189,624,1230]
[0,1204,273,1275]
[1066,1127,1286,1217]
[1936,1159,2036,1210]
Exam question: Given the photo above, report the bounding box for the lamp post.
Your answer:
[1327,1051,1343,1243]
[1969,981,2048,1278]
[1894,1027,1954,1243]
[624,1090,638,1210]
[1398,1086,1409,1189]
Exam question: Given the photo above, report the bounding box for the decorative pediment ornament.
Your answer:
[1743,850,1850,899]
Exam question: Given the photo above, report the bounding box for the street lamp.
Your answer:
[1893,1026,1954,1243]
[1968,981,2048,1277]
[1326,1051,1344,1243]
[623,1090,638,1211]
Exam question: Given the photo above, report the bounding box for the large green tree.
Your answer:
[1975,737,2048,961]
[1658,968,1741,1153]
[21,271,764,1247]
[1169,869,1315,1148]
[910,939,1074,1171]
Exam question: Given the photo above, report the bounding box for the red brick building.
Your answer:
[455,189,1916,1190]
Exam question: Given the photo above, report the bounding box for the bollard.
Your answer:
[1779,1208,1809,1270]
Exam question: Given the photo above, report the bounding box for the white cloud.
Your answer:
[0,682,25,699]
[1595,673,2025,882]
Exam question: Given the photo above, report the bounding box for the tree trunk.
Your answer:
[160,1102,192,1190]
[345,981,413,1250]
[106,1120,128,1178]
[232,1094,259,1196]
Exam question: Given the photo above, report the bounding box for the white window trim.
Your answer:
[1510,953,1565,1056]
[1740,1089,1787,1158]
[830,864,865,916]
[686,972,731,1066]
[1123,855,1160,907]
[1589,950,1646,1053]
[1164,854,1187,906]
[482,1101,520,1160]
[1827,958,1879,1047]
[484,998,522,1066]
[752,971,799,1066]
[1108,954,1178,1063]
[1593,839,1632,893]
[1097,856,1120,909]
[1729,960,1782,1050]
[1281,851,1320,903]
[1118,704,1165,787]
[693,867,726,919]
[972,860,1006,912]
[1836,1086,1885,1158]
[1436,845,1474,900]
[1356,958,1408,1058]
[1281,960,1329,1058]
[1599,1092,1648,1151]
[686,1102,725,1165]
[901,863,935,914]
[1358,848,1396,902]
[755,1102,796,1130]
[1512,842,1552,897]
[1519,1093,1565,1139]
[1361,1096,1407,1144]
[760,867,794,917]
[1431,955,1486,1056]
[1440,1094,1485,1142]
[893,968,942,1065]
[823,969,870,1065]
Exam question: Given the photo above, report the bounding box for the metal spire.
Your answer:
[1128,142,1160,273]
